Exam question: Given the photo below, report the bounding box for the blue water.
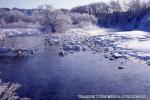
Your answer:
[0,36,150,100]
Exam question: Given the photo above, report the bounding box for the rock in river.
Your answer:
[63,45,72,51]
[72,45,81,51]
[118,66,124,69]
[59,50,65,56]
[112,53,123,59]
[146,60,150,66]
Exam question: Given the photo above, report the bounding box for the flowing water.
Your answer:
[0,36,150,100]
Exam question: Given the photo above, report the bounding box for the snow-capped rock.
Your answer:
[59,50,65,56]
[103,47,112,52]
[63,45,72,51]
[109,56,115,60]
[82,46,87,51]
[146,60,150,65]
[72,45,81,51]
[104,54,109,58]
[112,53,123,59]
[53,39,60,45]
[5,31,19,37]
[94,39,101,44]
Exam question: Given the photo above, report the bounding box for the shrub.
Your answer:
[39,5,72,33]
[0,80,29,100]
[70,13,97,26]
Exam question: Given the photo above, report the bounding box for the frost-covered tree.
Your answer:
[70,13,97,26]
[110,0,121,13]
[0,19,6,27]
[90,2,110,16]
[39,4,72,33]
[121,0,141,12]
[3,10,24,23]
[0,80,29,100]
[71,2,110,16]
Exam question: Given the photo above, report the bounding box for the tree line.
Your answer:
[0,5,97,33]
[0,0,150,32]
[71,0,150,30]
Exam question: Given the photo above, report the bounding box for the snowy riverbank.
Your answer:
[45,26,150,66]
[1,26,150,65]
[0,28,42,38]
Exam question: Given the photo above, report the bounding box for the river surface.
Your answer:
[0,36,150,100]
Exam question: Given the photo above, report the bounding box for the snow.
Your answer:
[1,26,150,66]
[70,27,150,63]
[117,40,150,52]
[104,30,150,62]
[112,31,150,61]
[82,28,150,60]
[45,27,150,63]
[112,53,123,59]
[3,26,149,64]
[115,30,148,38]
[1,28,42,37]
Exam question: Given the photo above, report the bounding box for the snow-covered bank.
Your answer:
[1,26,150,65]
[115,31,150,52]
[0,28,42,37]
[87,29,150,62]
[112,31,150,61]
[88,29,150,63]
[45,26,150,65]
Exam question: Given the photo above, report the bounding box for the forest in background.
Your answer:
[0,0,150,32]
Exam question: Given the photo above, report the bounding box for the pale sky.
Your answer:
[0,0,112,9]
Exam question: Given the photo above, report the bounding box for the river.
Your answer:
[0,36,150,100]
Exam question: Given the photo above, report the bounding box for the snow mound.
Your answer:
[1,28,42,37]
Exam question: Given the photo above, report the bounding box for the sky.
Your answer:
[0,0,112,9]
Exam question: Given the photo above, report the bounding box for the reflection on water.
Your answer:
[0,36,150,100]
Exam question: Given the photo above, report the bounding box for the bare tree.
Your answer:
[70,13,97,26]
[39,4,72,33]
[110,0,121,13]
[121,0,141,12]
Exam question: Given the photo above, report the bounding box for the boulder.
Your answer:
[146,60,150,65]
[103,47,109,52]
[104,54,109,58]
[82,46,87,51]
[59,50,65,56]
[112,53,123,59]
[73,45,81,51]
[63,45,72,51]
[109,56,114,60]
[47,40,54,45]
[69,41,75,45]
[118,66,124,69]
[53,39,60,45]
[94,40,101,44]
